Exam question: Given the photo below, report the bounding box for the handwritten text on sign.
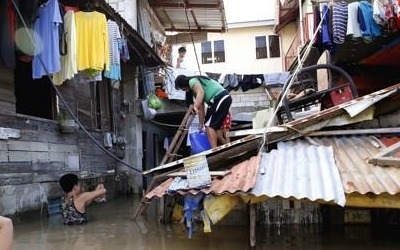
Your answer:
[183,155,211,189]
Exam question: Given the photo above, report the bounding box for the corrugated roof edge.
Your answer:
[98,0,165,67]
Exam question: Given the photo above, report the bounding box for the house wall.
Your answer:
[0,66,122,216]
[177,26,284,74]
[278,22,297,55]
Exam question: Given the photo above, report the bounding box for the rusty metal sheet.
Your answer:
[145,155,260,199]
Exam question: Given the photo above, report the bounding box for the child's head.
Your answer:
[59,173,79,193]
[178,46,186,56]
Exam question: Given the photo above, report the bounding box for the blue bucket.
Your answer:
[189,132,211,154]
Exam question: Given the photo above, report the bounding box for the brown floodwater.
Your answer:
[11,196,400,250]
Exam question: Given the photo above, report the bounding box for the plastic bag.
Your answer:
[189,132,211,154]
[148,93,163,110]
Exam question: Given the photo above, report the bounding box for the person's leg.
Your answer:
[0,216,13,250]
[216,129,227,145]
[206,126,218,148]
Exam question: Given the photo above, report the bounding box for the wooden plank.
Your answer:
[368,156,400,167]
[308,127,400,137]
[8,141,49,151]
[369,140,400,159]
[0,151,8,161]
[8,151,49,162]
[48,143,78,153]
[0,127,20,139]
[166,170,231,177]
[249,204,256,248]
[143,134,261,175]
[226,126,288,138]
[346,193,400,209]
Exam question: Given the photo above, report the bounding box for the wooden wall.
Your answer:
[0,67,120,215]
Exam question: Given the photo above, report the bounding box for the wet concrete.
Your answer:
[11,196,400,250]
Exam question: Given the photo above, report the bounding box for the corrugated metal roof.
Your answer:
[314,136,400,195]
[251,140,346,206]
[148,0,226,33]
[145,135,400,206]
[97,0,164,67]
[145,155,260,199]
[251,136,400,206]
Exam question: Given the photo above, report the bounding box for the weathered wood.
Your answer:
[346,193,400,209]
[368,156,400,167]
[226,126,288,138]
[0,127,20,139]
[308,127,400,137]
[249,204,256,248]
[166,170,231,177]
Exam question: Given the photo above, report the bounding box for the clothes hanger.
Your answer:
[81,2,94,12]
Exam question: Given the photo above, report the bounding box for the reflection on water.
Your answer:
[12,197,400,250]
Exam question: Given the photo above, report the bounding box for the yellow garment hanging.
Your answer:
[75,11,110,72]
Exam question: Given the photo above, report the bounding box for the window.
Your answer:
[201,40,225,64]
[255,36,268,59]
[201,42,212,64]
[14,59,56,119]
[255,35,281,59]
[213,40,225,63]
[269,35,280,58]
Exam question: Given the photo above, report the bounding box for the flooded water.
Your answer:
[11,196,400,250]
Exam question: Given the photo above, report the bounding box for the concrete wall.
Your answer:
[174,25,284,74]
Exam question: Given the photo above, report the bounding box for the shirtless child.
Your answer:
[59,173,106,225]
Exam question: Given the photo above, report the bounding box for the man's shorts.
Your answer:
[205,90,232,129]
[221,113,231,130]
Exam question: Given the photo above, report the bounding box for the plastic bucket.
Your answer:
[189,132,211,154]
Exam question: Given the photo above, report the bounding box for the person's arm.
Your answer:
[80,184,107,206]
[176,57,183,68]
[0,216,13,250]
[192,83,204,113]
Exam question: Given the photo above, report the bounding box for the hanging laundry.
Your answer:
[75,10,110,72]
[373,0,387,26]
[358,1,382,39]
[347,2,363,37]
[332,1,348,44]
[32,0,63,79]
[321,4,332,50]
[104,20,122,80]
[0,0,16,68]
[53,10,77,85]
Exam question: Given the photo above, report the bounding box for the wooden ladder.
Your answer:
[132,105,194,220]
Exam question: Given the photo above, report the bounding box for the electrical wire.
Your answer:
[183,1,202,75]
[258,6,330,155]
[11,0,141,173]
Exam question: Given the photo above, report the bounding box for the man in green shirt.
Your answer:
[175,75,232,148]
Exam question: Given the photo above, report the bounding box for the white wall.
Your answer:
[173,26,284,75]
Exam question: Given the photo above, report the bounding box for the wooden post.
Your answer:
[250,204,256,248]
[132,106,194,220]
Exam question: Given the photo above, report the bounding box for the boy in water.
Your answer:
[59,173,106,225]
